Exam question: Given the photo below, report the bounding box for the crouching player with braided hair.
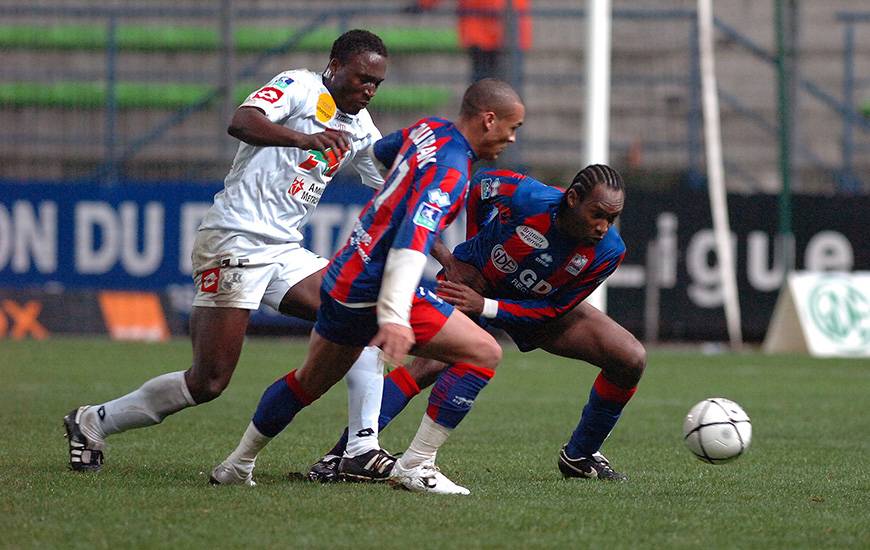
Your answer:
[309,164,646,483]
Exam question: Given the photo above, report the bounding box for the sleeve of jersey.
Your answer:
[372,129,408,175]
[465,171,519,239]
[392,164,467,255]
[490,252,626,329]
[240,74,303,122]
[352,127,386,190]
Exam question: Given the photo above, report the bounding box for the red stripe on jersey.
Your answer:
[502,212,551,264]
[498,300,551,322]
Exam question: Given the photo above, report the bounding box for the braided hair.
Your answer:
[566,164,624,201]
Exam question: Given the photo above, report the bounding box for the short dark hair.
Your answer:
[459,78,522,118]
[567,164,625,200]
[329,29,388,64]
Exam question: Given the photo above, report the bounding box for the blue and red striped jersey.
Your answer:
[454,169,625,329]
[324,117,477,304]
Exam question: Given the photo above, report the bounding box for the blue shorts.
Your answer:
[315,287,454,348]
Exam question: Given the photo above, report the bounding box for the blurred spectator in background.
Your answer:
[414,0,532,83]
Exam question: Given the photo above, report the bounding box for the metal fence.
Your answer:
[0,1,867,193]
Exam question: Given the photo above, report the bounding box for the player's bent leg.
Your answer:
[536,303,646,481]
[390,307,501,494]
[187,306,251,403]
[64,305,248,472]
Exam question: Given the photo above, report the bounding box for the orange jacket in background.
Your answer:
[418,0,532,51]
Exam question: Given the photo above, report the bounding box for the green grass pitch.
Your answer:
[2,338,868,548]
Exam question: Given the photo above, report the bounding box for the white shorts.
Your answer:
[191,229,328,311]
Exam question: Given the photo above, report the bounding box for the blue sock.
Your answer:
[426,363,494,429]
[251,370,313,438]
[566,373,636,458]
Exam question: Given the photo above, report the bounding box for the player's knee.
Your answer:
[622,338,647,386]
[185,366,232,403]
[472,335,502,371]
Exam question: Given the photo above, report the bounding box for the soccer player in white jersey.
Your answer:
[63,30,394,483]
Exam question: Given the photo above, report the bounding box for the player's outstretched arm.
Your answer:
[435,280,485,317]
[432,240,487,294]
[228,106,349,153]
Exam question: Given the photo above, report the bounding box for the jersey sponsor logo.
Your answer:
[566,253,589,276]
[536,253,553,267]
[316,92,337,122]
[288,175,325,206]
[290,176,305,195]
[335,112,353,124]
[298,148,345,178]
[273,76,294,89]
[409,123,437,169]
[491,244,518,274]
[516,225,550,249]
[427,189,451,208]
[200,267,220,293]
[480,177,501,200]
[412,202,442,231]
[252,86,283,103]
[514,269,553,295]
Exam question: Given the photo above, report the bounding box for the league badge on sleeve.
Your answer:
[413,202,443,231]
[427,189,452,208]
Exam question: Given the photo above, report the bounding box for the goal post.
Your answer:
[697,0,743,349]
[584,0,612,312]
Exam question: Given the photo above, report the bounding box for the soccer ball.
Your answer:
[682,397,752,464]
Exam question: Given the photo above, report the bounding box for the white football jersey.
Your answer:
[198,69,384,244]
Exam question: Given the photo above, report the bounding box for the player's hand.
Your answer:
[369,323,415,367]
[300,129,350,155]
[441,257,487,294]
[436,280,485,316]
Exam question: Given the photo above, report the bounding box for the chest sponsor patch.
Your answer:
[490,244,518,274]
[516,225,549,249]
[566,253,589,276]
[413,202,442,231]
[252,86,283,103]
[316,93,337,123]
[288,175,326,206]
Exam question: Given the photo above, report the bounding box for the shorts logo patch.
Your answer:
[220,271,244,293]
[201,267,220,293]
[413,202,442,231]
[252,86,283,103]
[516,225,549,249]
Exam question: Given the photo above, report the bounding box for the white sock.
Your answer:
[223,422,272,472]
[80,371,195,443]
[398,415,452,469]
[344,346,384,457]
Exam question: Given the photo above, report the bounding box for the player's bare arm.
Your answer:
[435,280,485,316]
[228,106,350,153]
[432,240,487,293]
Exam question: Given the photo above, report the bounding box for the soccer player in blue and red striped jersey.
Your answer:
[310,164,646,482]
[211,79,525,495]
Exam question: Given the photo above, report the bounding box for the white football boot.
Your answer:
[388,459,470,495]
[209,460,256,487]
